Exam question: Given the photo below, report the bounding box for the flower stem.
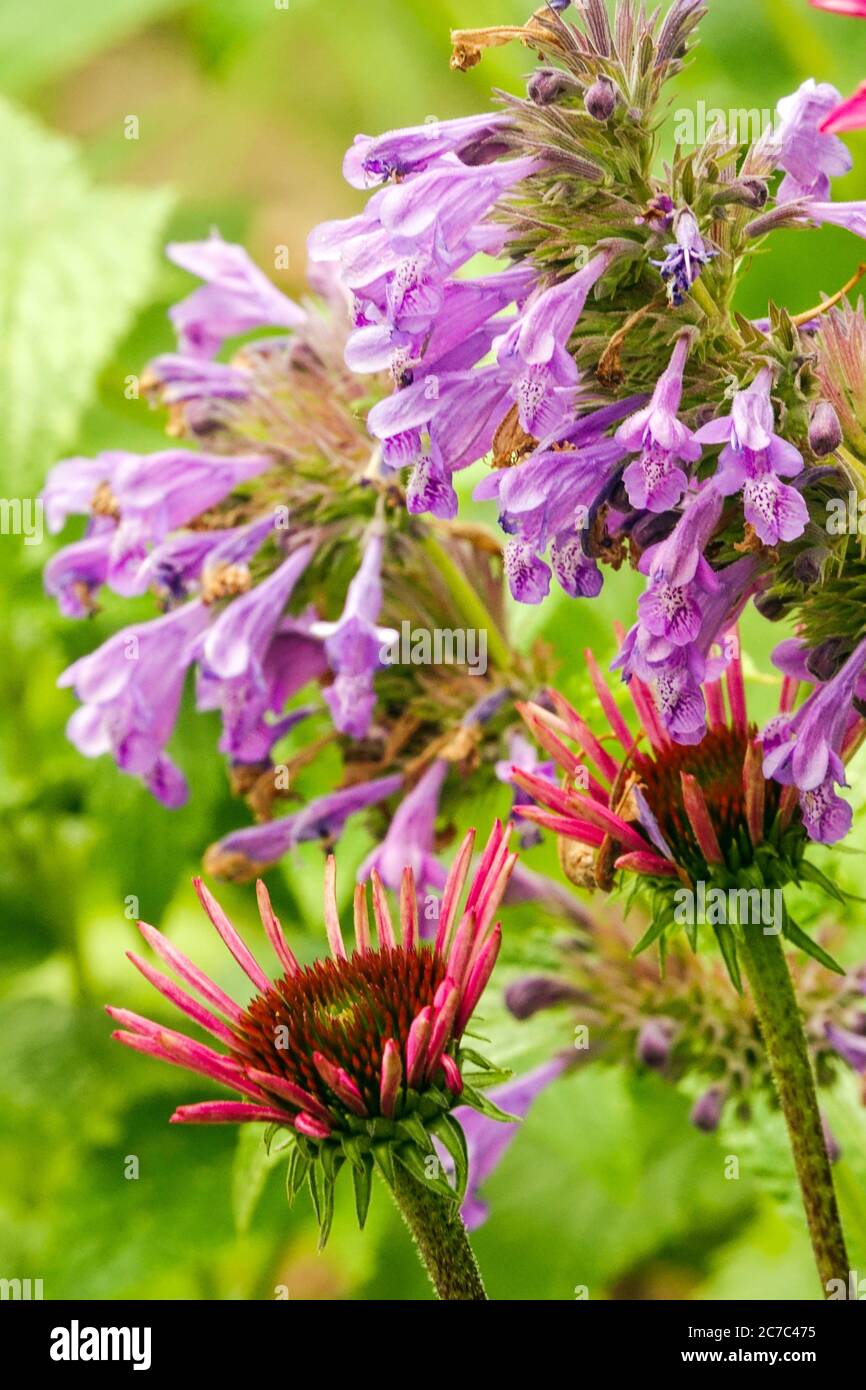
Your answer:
[389,1165,487,1300]
[740,925,849,1295]
[422,534,512,674]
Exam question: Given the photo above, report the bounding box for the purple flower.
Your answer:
[406,449,458,521]
[167,234,306,358]
[616,335,701,511]
[41,451,123,534]
[451,1058,567,1230]
[311,529,397,739]
[636,485,724,648]
[495,250,616,437]
[206,774,404,873]
[694,369,807,546]
[202,545,313,682]
[58,600,210,806]
[141,353,252,407]
[762,635,866,843]
[343,112,513,189]
[198,614,326,765]
[826,1022,866,1073]
[358,759,448,899]
[767,80,853,201]
[637,1019,676,1070]
[653,208,717,306]
[105,450,274,596]
[44,525,113,616]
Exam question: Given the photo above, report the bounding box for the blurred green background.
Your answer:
[2,0,866,1301]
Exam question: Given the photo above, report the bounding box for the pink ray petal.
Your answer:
[255,880,300,976]
[192,877,271,993]
[137,920,245,1023]
[434,829,475,954]
[244,1069,333,1124]
[455,925,501,1035]
[370,869,396,949]
[322,854,347,959]
[313,1051,368,1116]
[353,883,371,953]
[406,1006,433,1088]
[170,1101,290,1124]
[400,867,418,949]
[125,950,238,1047]
[379,1038,403,1118]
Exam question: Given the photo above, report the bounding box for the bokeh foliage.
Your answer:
[2,0,866,1299]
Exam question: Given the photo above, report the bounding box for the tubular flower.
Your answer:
[42,229,557,888]
[515,630,860,979]
[109,824,518,1243]
[505,915,866,1134]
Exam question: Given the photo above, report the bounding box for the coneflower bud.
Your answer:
[585,76,617,122]
[636,1019,675,1070]
[809,401,843,457]
[690,1085,725,1133]
[527,68,579,105]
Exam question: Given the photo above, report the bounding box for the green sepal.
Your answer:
[713,920,743,994]
[285,1145,311,1207]
[395,1141,457,1201]
[308,1165,336,1251]
[782,916,845,975]
[397,1111,430,1151]
[461,1067,513,1090]
[432,1113,469,1202]
[371,1141,397,1188]
[630,913,668,958]
[341,1135,370,1172]
[460,1082,520,1123]
[798,860,846,904]
[351,1156,374,1230]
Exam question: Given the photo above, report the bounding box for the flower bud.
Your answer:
[806,636,849,683]
[711,177,769,210]
[753,591,788,622]
[528,68,578,105]
[809,401,843,457]
[585,77,617,122]
[690,1085,725,1133]
[636,1019,675,1070]
[793,547,828,586]
[505,975,582,1020]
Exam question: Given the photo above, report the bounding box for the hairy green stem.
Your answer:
[390,1166,487,1300]
[422,534,512,675]
[740,925,849,1295]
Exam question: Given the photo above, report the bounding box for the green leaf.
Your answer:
[782,916,846,975]
[351,1157,374,1230]
[395,1142,457,1201]
[798,860,846,904]
[460,1083,520,1124]
[712,921,743,995]
[432,1113,469,1202]
[0,97,172,488]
